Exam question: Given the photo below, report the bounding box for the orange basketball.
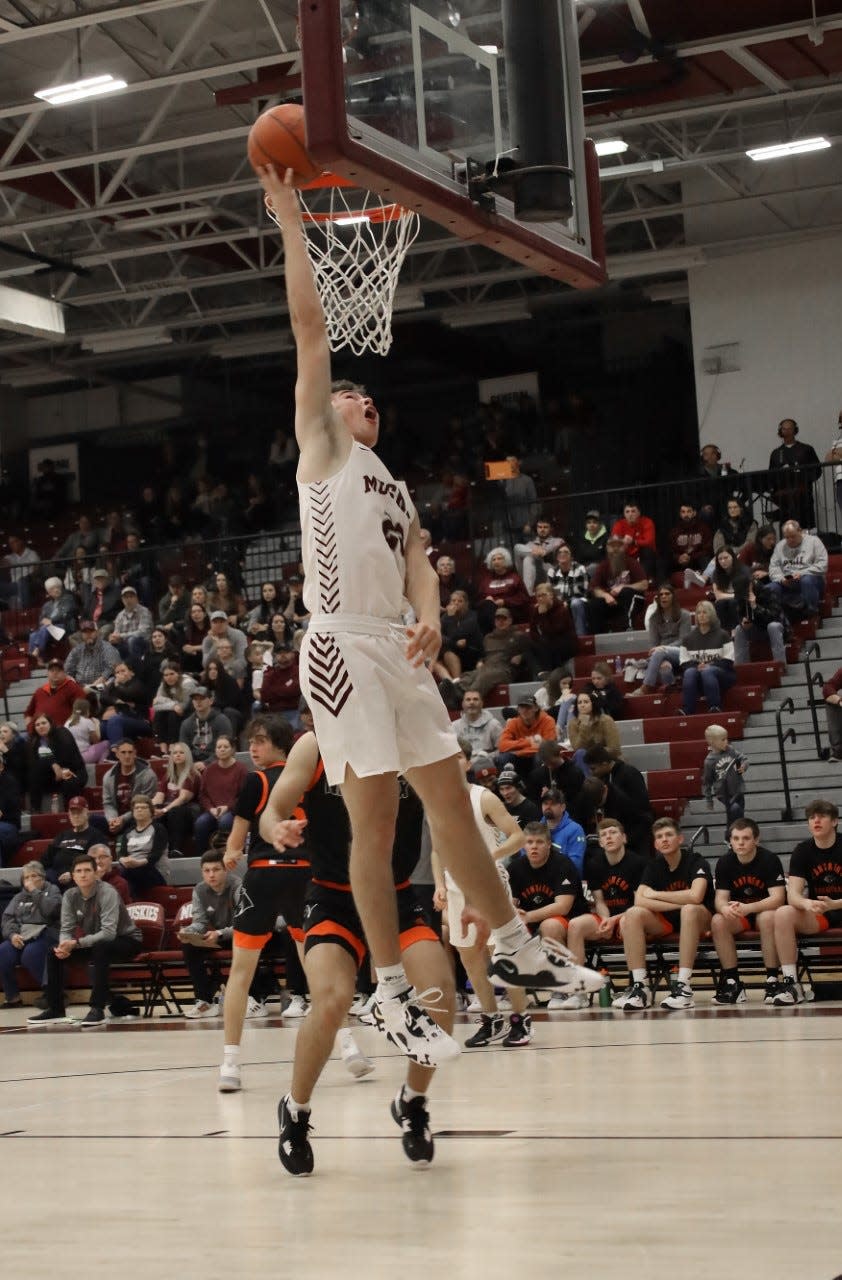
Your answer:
[247,103,321,186]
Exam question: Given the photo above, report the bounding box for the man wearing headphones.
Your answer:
[769,419,821,528]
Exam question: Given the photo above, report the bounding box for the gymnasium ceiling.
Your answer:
[1,0,842,393]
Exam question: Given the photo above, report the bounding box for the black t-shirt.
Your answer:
[789,835,842,900]
[714,846,785,904]
[640,849,715,913]
[507,846,588,918]
[503,795,541,828]
[584,848,648,915]
[42,826,100,878]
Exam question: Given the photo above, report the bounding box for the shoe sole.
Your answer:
[488,955,604,994]
[80,1020,107,1029]
[373,1005,461,1067]
[218,1076,242,1093]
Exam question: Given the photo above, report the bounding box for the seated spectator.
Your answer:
[633,584,693,696]
[734,580,787,666]
[668,502,713,579]
[1,534,40,609]
[24,659,84,732]
[587,536,647,634]
[245,641,271,710]
[586,661,626,721]
[82,567,122,635]
[438,590,483,681]
[208,571,245,627]
[178,848,239,1018]
[540,788,586,873]
[524,740,586,822]
[191,584,209,609]
[611,501,657,579]
[26,713,86,813]
[202,610,248,667]
[92,843,131,904]
[475,547,530,630]
[194,734,248,853]
[157,575,189,636]
[435,555,469,609]
[612,817,714,1011]
[260,643,301,729]
[107,586,153,661]
[452,691,501,757]
[179,687,233,768]
[152,661,197,751]
[447,606,529,702]
[243,474,273,533]
[245,581,280,639]
[568,692,621,768]
[27,577,78,665]
[118,532,157,606]
[0,753,22,864]
[678,600,736,715]
[822,665,842,762]
[526,583,577,680]
[497,694,557,775]
[0,721,27,793]
[57,515,98,561]
[281,576,310,634]
[582,745,654,857]
[771,799,842,1006]
[42,797,102,889]
[695,443,737,523]
[738,524,777,585]
[115,794,171,894]
[546,545,589,637]
[204,657,246,736]
[63,546,93,598]
[711,546,750,631]
[269,610,294,650]
[103,740,158,836]
[710,819,785,1005]
[496,766,541,826]
[513,518,564,595]
[138,625,181,701]
[99,660,153,746]
[572,509,608,574]
[713,498,757,556]
[65,620,121,692]
[558,819,648,1009]
[768,521,827,617]
[65,697,109,764]
[153,742,200,852]
[214,636,247,686]
[506,821,589,950]
[0,860,61,1008]
[27,852,142,1027]
[181,602,211,673]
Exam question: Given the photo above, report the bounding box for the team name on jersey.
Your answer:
[363,474,410,515]
[732,873,767,899]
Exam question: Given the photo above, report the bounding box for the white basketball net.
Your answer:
[267,184,421,357]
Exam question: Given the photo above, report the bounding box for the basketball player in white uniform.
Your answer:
[259,164,603,1066]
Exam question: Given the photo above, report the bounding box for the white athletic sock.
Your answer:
[286,1093,309,1118]
[492,915,531,953]
[338,1027,357,1050]
[782,963,798,980]
[632,968,647,984]
[401,1084,425,1102]
[375,963,411,999]
[223,1044,240,1063]
[678,968,693,985]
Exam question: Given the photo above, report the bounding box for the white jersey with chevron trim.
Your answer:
[298,442,417,620]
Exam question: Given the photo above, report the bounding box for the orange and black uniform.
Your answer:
[713,846,785,930]
[639,849,714,933]
[302,765,436,965]
[789,836,842,929]
[232,761,310,950]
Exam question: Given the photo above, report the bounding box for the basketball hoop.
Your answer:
[266,176,421,357]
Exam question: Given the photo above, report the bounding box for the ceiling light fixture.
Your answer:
[34,73,128,107]
[80,328,172,353]
[746,136,831,161]
[594,139,628,156]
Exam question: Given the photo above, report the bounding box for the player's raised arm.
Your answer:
[258,730,320,847]
[258,165,349,474]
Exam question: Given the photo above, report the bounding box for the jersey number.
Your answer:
[382,518,405,557]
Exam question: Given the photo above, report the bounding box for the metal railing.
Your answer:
[688,824,712,854]
[775,697,798,821]
[800,641,830,761]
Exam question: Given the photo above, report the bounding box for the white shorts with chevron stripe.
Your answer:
[301,618,458,786]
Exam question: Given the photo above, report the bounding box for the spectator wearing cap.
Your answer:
[24,660,84,732]
[107,586,153,661]
[27,576,78,665]
[582,745,653,856]
[496,766,541,827]
[497,695,557,777]
[449,605,530,702]
[540,788,587,874]
[524,740,586,820]
[587,536,648,634]
[469,757,498,788]
[259,642,302,729]
[64,621,121,692]
[157,575,190,635]
[281,573,311,632]
[82,567,123,635]
[0,753,22,864]
[178,688,233,769]
[573,510,609,574]
[201,611,248,667]
[41,798,102,889]
[452,690,501,757]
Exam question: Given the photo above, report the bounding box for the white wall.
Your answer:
[688,231,842,471]
[24,377,182,439]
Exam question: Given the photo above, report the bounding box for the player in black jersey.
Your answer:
[711,818,785,1005]
[772,798,842,1005]
[258,730,454,1176]
[612,817,714,1012]
[217,715,308,1093]
[556,818,648,1010]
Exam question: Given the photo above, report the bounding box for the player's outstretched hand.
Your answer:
[271,817,308,852]
[258,163,300,227]
[406,622,441,667]
[460,904,490,948]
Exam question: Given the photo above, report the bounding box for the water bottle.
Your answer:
[598,969,613,1008]
[614,654,623,675]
